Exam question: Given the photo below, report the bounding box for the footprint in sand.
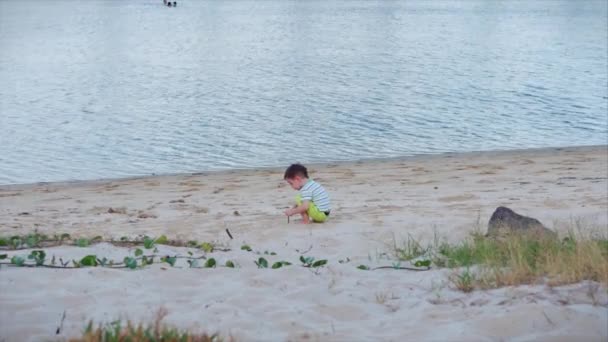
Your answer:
[194,207,209,214]
[438,194,478,202]
[137,212,157,219]
[0,192,22,197]
[104,184,120,191]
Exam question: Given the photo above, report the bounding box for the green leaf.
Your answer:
[10,237,22,249]
[0,254,7,260]
[142,256,154,265]
[26,235,39,248]
[357,265,370,270]
[10,256,25,266]
[414,260,431,267]
[255,257,268,268]
[76,238,90,247]
[204,258,216,268]
[156,235,168,244]
[134,248,143,257]
[225,260,235,268]
[311,260,327,268]
[200,242,214,253]
[272,261,292,269]
[124,257,137,269]
[162,256,176,267]
[241,245,252,252]
[143,236,155,249]
[0,238,8,246]
[30,250,46,266]
[80,255,98,267]
[300,256,314,266]
[270,252,277,256]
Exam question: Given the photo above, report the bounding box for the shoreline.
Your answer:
[1,144,605,189]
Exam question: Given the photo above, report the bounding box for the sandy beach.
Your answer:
[1,145,607,341]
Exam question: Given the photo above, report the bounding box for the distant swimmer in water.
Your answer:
[167,2,172,6]
[173,2,177,6]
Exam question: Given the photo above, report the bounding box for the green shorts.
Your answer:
[295,195,328,223]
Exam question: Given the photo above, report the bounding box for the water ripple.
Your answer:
[0,0,606,184]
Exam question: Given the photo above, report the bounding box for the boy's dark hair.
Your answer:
[284,164,308,179]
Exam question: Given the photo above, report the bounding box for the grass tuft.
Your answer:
[69,308,227,342]
[394,227,608,292]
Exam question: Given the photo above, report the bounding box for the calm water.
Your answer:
[1,0,607,184]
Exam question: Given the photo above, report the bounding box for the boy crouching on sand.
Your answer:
[283,164,331,224]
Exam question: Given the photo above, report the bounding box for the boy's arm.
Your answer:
[285,201,309,216]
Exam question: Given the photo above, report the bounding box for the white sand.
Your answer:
[1,145,607,341]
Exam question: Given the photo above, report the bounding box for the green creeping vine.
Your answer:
[0,235,432,272]
[0,232,230,252]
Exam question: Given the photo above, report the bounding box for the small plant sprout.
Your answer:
[414,259,432,268]
[135,248,144,257]
[28,250,46,266]
[300,256,327,268]
[161,256,176,267]
[76,238,90,248]
[200,242,214,253]
[143,236,156,249]
[241,245,252,252]
[11,255,25,267]
[124,257,137,269]
[452,268,475,293]
[204,258,216,268]
[155,235,168,245]
[80,255,98,267]
[271,261,292,269]
[225,260,235,268]
[357,265,370,270]
[255,257,268,268]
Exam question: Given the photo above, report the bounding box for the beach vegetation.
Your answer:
[255,257,268,268]
[393,228,608,291]
[70,308,224,342]
[299,256,327,268]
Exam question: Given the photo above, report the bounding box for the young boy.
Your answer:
[283,164,331,224]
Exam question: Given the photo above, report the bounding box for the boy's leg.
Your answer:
[306,202,327,223]
[296,195,327,223]
[295,195,310,224]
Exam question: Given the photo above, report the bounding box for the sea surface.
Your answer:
[1,0,607,184]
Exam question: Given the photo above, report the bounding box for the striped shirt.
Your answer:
[300,179,331,212]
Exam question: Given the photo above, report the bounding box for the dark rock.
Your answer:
[487,206,556,238]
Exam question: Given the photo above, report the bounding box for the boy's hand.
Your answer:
[284,208,293,217]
